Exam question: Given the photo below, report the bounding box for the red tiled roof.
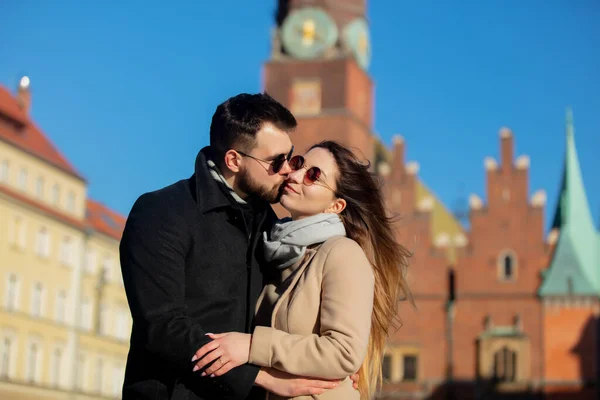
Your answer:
[86,199,126,241]
[0,85,84,180]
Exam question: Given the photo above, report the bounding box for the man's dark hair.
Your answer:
[209,92,297,165]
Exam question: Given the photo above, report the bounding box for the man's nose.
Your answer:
[279,160,293,176]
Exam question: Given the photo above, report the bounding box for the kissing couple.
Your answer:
[119,93,412,400]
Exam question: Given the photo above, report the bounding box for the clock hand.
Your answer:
[294,25,325,45]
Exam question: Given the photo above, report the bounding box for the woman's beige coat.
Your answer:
[249,236,375,400]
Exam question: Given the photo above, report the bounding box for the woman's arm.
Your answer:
[249,239,375,379]
[191,239,374,380]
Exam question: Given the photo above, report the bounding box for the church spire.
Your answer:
[539,108,600,297]
[551,107,594,229]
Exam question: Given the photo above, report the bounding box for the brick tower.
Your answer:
[263,0,375,162]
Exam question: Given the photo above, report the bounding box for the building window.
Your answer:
[35,227,50,258]
[60,237,72,266]
[35,177,44,199]
[402,355,418,381]
[99,303,108,335]
[493,346,517,382]
[96,358,104,393]
[9,216,27,249]
[31,283,43,317]
[112,365,123,397]
[498,250,517,281]
[0,160,8,182]
[1,337,11,377]
[84,249,96,274]
[27,343,38,383]
[116,308,129,340]
[290,80,322,116]
[18,168,27,191]
[76,354,85,390]
[67,191,75,212]
[52,184,60,206]
[6,274,18,311]
[51,348,62,387]
[80,298,92,330]
[382,354,392,381]
[102,257,113,282]
[56,290,67,323]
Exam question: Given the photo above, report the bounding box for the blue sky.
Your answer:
[1,0,599,231]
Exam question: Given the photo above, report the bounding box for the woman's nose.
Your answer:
[287,168,304,184]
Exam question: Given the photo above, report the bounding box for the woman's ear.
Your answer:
[224,150,241,173]
[326,198,347,214]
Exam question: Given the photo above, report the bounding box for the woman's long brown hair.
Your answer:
[309,141,413,399]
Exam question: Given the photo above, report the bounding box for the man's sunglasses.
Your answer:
[288,155,335,192]
[236,146,294,173]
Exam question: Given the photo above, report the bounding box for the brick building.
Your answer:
[264,1,599,399]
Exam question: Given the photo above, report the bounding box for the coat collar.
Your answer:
[192,147,232,213]
[192,146,275,220]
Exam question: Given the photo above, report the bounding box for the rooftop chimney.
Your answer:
[17,76,31,114]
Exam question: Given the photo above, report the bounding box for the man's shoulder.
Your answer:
[128,178,194,220]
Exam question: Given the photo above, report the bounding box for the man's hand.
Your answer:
[255,368,341,397]
[192,332,251,377]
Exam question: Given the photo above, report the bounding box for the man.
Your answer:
[120,93,339,399]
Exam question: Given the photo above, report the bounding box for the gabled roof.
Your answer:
[86,199,126,241]
[0,85,84,180]
[374,135,465,263]
[539,108,600,297]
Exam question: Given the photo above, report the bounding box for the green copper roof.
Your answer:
[539,108,600,297]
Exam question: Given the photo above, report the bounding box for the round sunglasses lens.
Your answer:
[289,156,304,171]
[272,157,284,173]
[305,167,321,184]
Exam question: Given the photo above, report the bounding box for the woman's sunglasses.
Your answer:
[236,147,294,174]
[289,155,335,192]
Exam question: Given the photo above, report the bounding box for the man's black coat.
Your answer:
[119,147,277,399]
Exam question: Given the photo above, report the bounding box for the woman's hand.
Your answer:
[191,332,251,377]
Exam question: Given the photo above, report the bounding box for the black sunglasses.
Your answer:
[236,146,294,173]
[289,155,335,192]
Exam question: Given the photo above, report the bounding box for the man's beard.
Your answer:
[237,168,285,204]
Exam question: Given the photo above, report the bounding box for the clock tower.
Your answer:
[263,0,375,162]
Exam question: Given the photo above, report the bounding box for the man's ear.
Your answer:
[224,150,241,173]
[326,198,347,214]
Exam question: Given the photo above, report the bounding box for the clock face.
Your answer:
[281,7,338,60]
[342,18,371,70]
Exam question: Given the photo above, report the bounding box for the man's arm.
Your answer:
[254,368,340,397]
[120,192,258,399]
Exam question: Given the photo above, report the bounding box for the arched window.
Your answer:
[493,346,517,382]
[498,250,517,281]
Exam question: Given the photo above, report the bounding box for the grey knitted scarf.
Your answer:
[263,213,346,269]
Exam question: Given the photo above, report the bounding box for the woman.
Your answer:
[192,141,412,399]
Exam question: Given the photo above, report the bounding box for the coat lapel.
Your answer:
[270,248,319,328]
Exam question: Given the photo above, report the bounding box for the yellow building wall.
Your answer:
[1,142,131,399]
[0,140,87,220]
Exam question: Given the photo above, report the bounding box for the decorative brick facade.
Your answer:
[264,2,598,399]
